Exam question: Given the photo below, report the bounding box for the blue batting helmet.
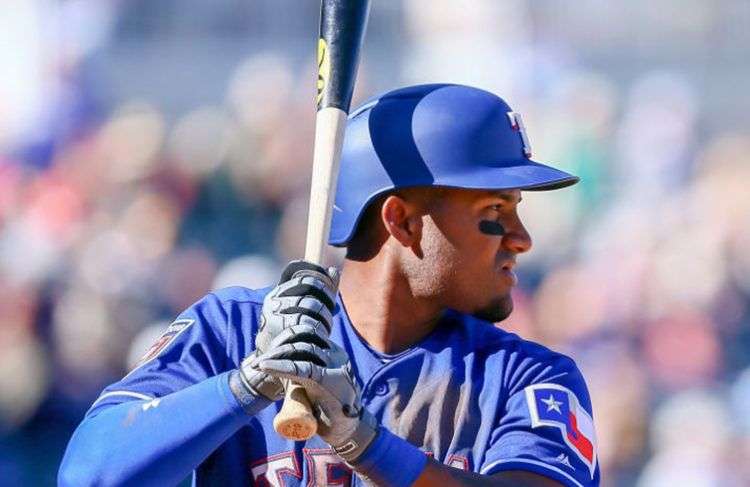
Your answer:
[329,83,579,246]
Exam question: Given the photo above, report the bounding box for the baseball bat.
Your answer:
[273,0,371,441]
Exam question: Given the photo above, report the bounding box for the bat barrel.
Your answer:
[317,0,371,112]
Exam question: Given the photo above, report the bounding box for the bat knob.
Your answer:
[273,383,318,441]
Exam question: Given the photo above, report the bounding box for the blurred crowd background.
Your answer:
[1,1,749,485]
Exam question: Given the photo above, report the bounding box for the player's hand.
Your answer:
[254,337,378,463]
[255,260,339,355]
[235,320,333,403]
[231,260,338,413]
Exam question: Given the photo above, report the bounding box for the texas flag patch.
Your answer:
[525,383,597,478]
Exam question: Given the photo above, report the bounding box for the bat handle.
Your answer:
[303,107,348,263]
[273,107,348,440]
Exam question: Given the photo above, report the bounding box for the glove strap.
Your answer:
[228,369,272,417]
[332,409,378,463]
[344,424,428,487]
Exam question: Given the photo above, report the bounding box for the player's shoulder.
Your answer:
[207,285,273,307]
[449,312,586,396]
[452,311,571,361]
[177,285,272,336]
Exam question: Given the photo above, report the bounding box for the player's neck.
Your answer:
[338,258,444,355]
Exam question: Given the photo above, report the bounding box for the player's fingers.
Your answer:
[277,275,337,311]
[277,260,338,297]
[267,321,330,350]
[275,295,334,330]
[257,359,324,383]
[241,370,284,401]
[252,342,330,368]
[259,313,330,343]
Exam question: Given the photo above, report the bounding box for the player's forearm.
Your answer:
[341,432,558,487]
[413,459,565,487]
[413,460,494,487]
[58,371,262,487]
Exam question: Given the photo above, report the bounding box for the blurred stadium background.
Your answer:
[1,1,749,485]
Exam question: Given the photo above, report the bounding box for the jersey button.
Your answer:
[374,383,389,396]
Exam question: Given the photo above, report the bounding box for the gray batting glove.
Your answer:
[230,260,339,414]
[254,337,378,463]
[255,260,339,354]
[233,320,333,403]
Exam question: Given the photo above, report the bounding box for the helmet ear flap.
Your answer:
[342,190,391,247]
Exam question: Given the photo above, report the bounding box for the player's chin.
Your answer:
[471,294,514,324]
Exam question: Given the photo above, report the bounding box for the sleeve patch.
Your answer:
[127,319,195,375]
[524,383,597,478]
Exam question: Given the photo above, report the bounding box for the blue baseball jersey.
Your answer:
[84,286,599,487]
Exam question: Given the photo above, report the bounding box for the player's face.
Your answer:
[419,188,531,322]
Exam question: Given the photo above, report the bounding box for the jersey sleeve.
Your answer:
[480,354,600,487]
[58,290,266,486]
[87,292,233,417]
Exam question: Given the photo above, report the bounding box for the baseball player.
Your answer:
[59,84,599,487]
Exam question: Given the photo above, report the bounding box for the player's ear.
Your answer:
[381,195,423,248]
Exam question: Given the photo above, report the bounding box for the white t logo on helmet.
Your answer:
[507,112,532,158]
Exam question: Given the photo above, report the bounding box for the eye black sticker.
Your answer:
[479,220,505,236]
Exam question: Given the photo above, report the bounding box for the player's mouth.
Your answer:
[499,261,518,287]
[500,268,518,287]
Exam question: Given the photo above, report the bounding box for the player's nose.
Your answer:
[502,216,532,254]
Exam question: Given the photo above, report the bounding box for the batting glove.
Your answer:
[254,336,378,463]
[231,319,332,403]
[229,260,339,416]
[255,260,339,354]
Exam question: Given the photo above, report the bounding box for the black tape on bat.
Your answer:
[317,0,371,112]
[479,220,505,236]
